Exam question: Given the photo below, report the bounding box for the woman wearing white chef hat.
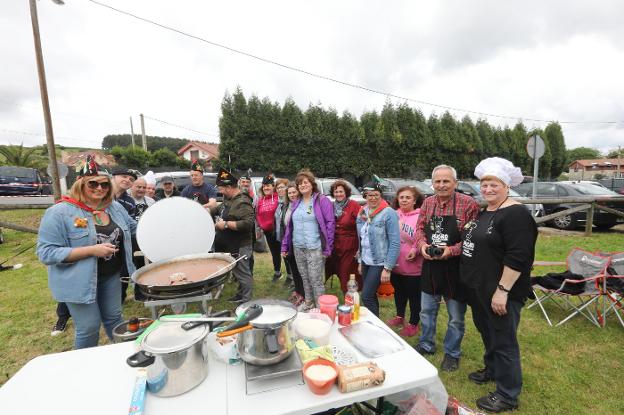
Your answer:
[459,157,537,413]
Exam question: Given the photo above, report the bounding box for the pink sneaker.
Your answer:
[399,323,419,337]
[387,316,405,327]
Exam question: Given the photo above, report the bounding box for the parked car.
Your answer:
[316,177,366,205]
[559,180,609,189]
[0,166,48,196]
[153,171,221,201]
[457,181,544,217]
[513,182,624,230]
[378,178,433,204]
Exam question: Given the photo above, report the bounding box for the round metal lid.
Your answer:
[141,321,208,354]
[136,197,215,262]
[236,299,297,328]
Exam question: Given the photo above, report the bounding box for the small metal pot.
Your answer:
[127,321,209,397]
[235,299,298,366]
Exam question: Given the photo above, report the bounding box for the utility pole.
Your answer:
[140,113,147,151]
[617,145,622,179]
[29,0,63,201]
[129,116,135,148]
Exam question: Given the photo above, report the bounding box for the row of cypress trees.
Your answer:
[218,87,567,180]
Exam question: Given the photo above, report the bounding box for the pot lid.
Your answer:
[136,197,215,262]
[236,299,297,328]
[141,321,208,354]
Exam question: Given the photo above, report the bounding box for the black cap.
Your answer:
[112,168,138,180]
[161,175,174,184]
[262,174,275,185]
[216,168,239,186]
[362,181,383,194]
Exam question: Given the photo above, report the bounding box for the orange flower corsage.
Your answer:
[74,217,88,228]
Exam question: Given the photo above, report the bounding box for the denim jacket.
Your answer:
[356,206,401,270]
[37,201,137,304]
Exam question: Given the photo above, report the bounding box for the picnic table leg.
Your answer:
[359,396,385,414]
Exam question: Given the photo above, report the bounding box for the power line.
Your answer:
[0,128,97,146]
[142,115,219,138]
[87,0,623,126]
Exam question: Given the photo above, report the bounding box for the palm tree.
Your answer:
[0,143,46,169]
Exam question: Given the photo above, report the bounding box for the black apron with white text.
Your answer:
[421,195,466,302]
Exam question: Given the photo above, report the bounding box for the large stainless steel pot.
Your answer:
[235,299,298,366]
[126,321,209,397]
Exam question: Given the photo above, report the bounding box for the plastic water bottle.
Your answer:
[344,274,360,321]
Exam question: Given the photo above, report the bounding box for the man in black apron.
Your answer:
[414,165,480,372]
[212,168,255,303]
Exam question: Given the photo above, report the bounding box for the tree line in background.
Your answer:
[102,134,190,154]
[108,145,191,170]
[218,87,569,180]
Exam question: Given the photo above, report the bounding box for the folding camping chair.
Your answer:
[603,252,624,328]
[529,248,610,327]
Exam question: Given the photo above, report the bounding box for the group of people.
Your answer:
[37,154,536,413]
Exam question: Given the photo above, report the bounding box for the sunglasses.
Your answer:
[86,180,111,190]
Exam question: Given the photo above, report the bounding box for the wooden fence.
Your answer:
[517,197,624,236]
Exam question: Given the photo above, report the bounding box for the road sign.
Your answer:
[526,135,545,216]
[47,162,68,178]
[526,135,545,159]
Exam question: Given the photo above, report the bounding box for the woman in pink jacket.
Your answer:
[387,186,426,337]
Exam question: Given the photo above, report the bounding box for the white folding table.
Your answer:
[0,311,441,415]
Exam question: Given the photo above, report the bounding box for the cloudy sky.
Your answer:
[1,0,623,154]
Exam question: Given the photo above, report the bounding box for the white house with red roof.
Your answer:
[568,158,624,180]
[177,141,220,170]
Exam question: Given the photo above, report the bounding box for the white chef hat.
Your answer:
[143,170,156,185]
[474,157,524,187]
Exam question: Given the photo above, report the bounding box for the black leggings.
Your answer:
[264,231,282,273]
[56,302,70,320]
[390,272,422,325]
[286,253,305,298]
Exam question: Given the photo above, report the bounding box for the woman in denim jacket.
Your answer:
[281,170,335,309]
[37,157,137,349]
[356,181,401,316]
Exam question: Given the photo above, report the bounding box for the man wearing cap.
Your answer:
[154,176,180,200]
[181,160,217,209]
[239,172,255,201]
[212,168,255,303]
[112,168,137,217]
[413,164,479,372]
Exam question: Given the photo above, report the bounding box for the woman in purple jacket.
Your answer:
[281,170,335,309]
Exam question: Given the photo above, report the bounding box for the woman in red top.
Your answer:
[325,180,362,293]
[256,174,282,281]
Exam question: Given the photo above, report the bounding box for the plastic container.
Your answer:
[294,313,333,346]
[337,305,352,326]
[302,358,338,395]
[318,294,339,322]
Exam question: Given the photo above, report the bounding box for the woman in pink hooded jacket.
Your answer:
[387,186,426,337]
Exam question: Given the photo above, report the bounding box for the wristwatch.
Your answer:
[223,221,229,229]
[497,284,510,293]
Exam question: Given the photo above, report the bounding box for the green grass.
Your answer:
[1,209,623,414]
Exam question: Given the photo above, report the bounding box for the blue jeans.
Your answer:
[361,264,384,317]
[65,274,123,349]
[418,292,467,358]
